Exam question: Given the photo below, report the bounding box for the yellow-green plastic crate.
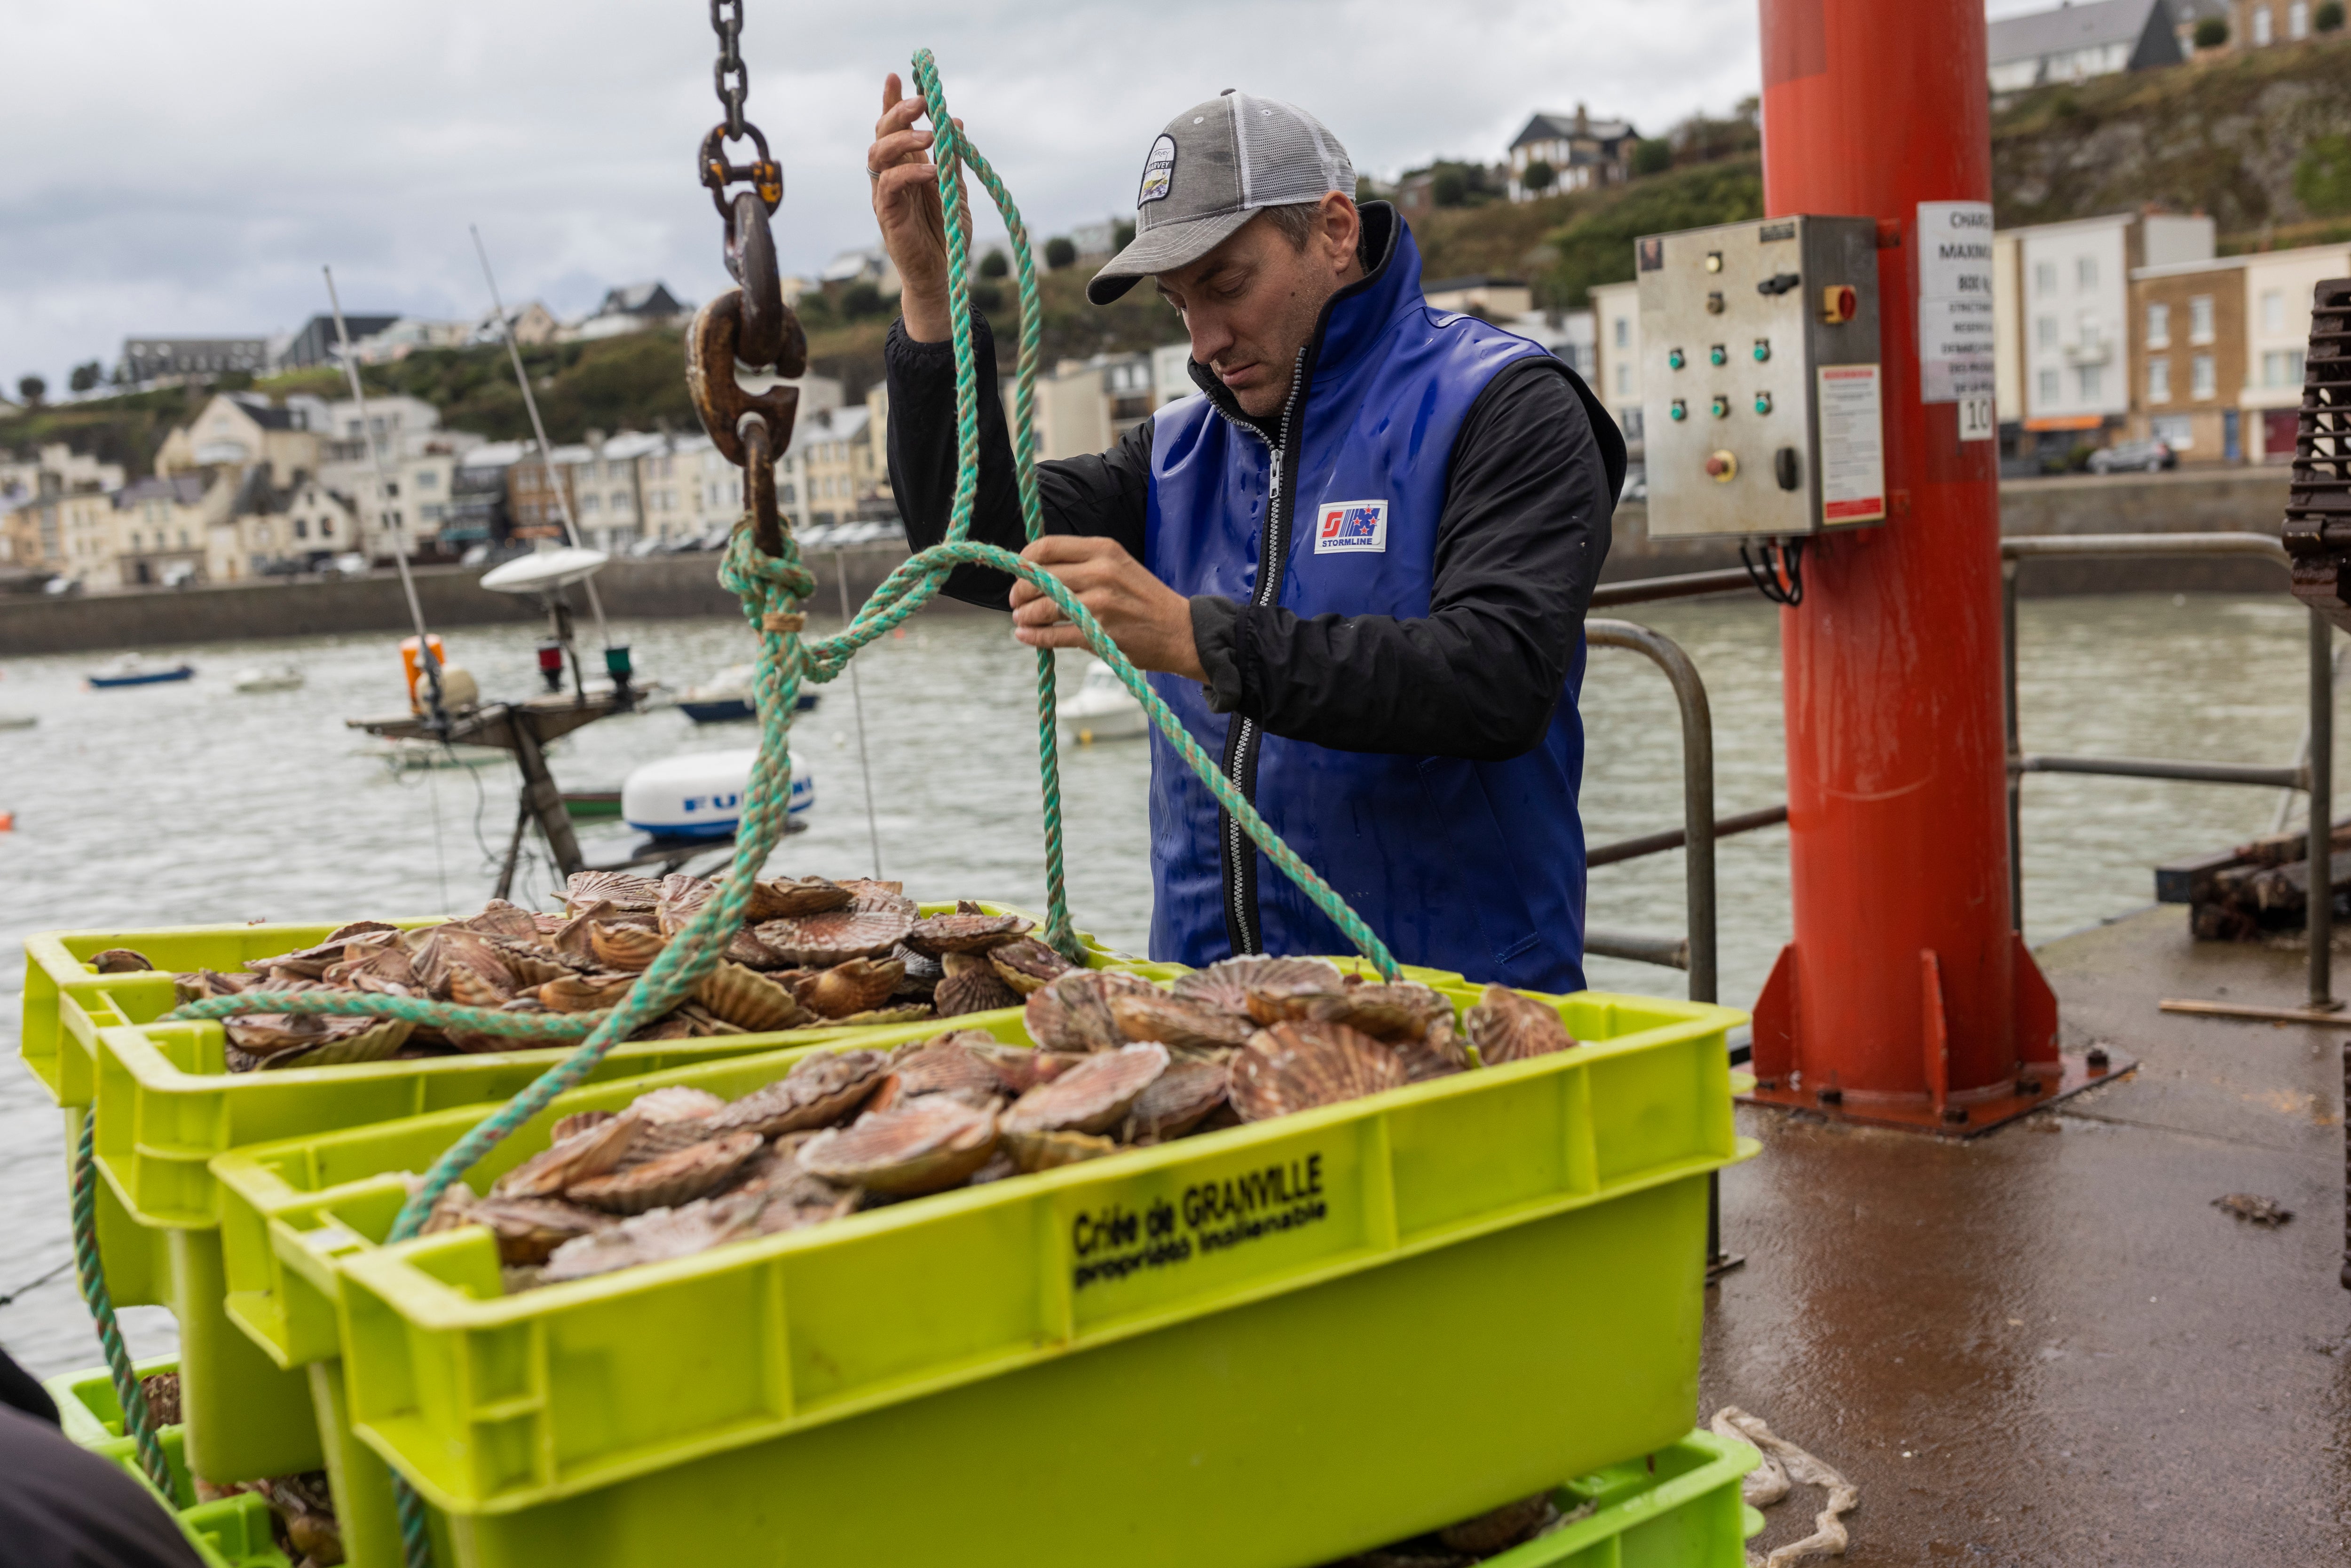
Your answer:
[213,986,1750,1568]
[89,1424,295,1568]
[32,906,1131,1484]
[1487,1428,1765,1568]
[41,1352,183,1449]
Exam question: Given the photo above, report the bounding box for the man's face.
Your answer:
[1154,195,1363,420]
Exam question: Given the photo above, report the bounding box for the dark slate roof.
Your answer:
[112,473,210,509]
[597,282,685,317]
[1988,0,2171,63]
[1511,111,1635,150]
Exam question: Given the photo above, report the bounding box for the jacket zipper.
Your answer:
[1215,347,1309,955]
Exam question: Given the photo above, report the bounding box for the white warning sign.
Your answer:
[1818,364,1886,524]
[1917,200,1996,427]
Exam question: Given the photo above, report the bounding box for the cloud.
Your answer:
[0,0,1767,388]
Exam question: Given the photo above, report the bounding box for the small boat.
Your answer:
[0,712,35,731]
[621,749,814,837]
[1059,658,1149,742]
[560,789,624,821]
[361,738,518,772]
[677,663,820,724]
[88,654,195,688]
[233,664,306,694]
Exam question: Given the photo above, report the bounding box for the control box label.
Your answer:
[1817,364,1886,523]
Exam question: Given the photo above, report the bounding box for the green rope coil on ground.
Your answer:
[87,48,1396,1568]
[71,1111,173,1496]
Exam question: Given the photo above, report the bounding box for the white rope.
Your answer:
[1710,1406,1859,1568]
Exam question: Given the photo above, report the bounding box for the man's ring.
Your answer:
[867,165,884,182]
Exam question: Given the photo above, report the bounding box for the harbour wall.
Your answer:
[0,468,2299,656]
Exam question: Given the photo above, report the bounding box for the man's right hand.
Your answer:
[869,72,955,344]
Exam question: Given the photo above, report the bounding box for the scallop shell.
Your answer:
[891,944,944,999]
[837,878,919,917]
[1172,955,1343,1017]
[655,879,714,937]
[933,965,1022,1018]
[1247,978,1452,1044]
[1006,1128,1119,1173]
[323,943,422,995]
[627,1085,727,1123]
[694,961,812,1032]
[755,908,915,966]
[826,1005,934,1026]
[493,1112,642,1199]
[563,870,663,914]
[539,1190,770,1285]
[1462,984,1577,1065]
[549,901,612,963]
[1024,969,1159,1053]
[538,971,637,1013]
[568,1131,765,1215]
[548,1110,617,1143]
[1394,1009,1471,1082]
[628,1014,697,1043]
[1107,990,1257,1053]
[590,922,669,973]
[410,930,519,1005]
[677,1003,748,1036]
[733,1143,860,1234]
[459,900,544,942]
[705,1048,891,1136]
[746,875,854,920]
[89,947,155,974]
[464,1197,619,1265]
[415,1178,480,1237]
[487,941,577,987]
[987,938,1076,996]
[1229,1020,1408,1122]
[796,956,907,1019]
[1002,1042,1170,1135]
[878,1037,1017,1103]
[903,911,1031,957]
[1122,1055,1233,1143]
[261,1016,418,1071]
[798,1098,1001,1197]
[655,872,713,906]
[964,1041,1087,1095]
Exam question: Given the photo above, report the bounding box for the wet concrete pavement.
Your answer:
[1702,906,2351,1565]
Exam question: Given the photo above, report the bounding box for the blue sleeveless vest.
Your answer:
[1141,215,1591,992]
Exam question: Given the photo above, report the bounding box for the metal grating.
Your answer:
[2284,277,2351,630]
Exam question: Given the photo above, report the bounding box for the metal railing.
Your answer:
[2001,533,2335,1009]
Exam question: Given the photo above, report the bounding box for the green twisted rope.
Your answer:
[71,1112,173,1496]
[93,50,1397,1566]
[168,991,603,1040]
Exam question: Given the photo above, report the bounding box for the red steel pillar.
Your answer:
[1746,0,2069,1131]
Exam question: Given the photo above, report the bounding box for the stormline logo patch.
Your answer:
[1314,499,1388,554]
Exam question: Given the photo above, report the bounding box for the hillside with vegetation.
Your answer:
[1991,32,2351,251]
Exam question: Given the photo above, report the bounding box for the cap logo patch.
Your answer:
[1137,134,1177,206]
[1314,499,1388,555]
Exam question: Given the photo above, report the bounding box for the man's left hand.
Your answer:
[1009,536,1206,682]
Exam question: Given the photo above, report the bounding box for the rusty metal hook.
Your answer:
[685,290,805,556]
[729,192,787,369]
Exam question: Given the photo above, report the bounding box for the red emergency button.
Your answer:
[1704,450,1738,483]
[1820,284,1858,324]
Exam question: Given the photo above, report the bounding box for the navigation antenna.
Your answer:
[469,223,614,657]
[323,265,449,736]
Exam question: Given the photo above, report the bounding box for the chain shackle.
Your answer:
[685,292,803,558]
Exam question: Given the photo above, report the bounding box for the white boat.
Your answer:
[1059,658,1150,742]
[233,664,306,694]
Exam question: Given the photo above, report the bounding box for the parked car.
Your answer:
[41,574,83,596]
[159,563,199,589]
[2086,439,2175,475]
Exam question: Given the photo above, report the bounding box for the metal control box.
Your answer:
[1636,215,1883,538]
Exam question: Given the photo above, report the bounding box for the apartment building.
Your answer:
[1588,281,1644,452]
[2241,242,2351,461]
[112,473,217,588]
[2126,255,2248,461]
[2009,211,2215,448]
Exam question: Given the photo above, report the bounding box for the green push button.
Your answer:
[1709,395,1730,419]
[1708,345,1727,367]
[1754,392,1773,415]
[1753,339,1771,362]
[1668,399,1688,422]
[1667,349,1685,371]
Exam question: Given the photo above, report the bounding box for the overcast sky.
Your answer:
[1,1,2041,389]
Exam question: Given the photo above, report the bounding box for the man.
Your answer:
[869,77,1621,991]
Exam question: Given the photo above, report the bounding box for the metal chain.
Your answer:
[710,0,746,139]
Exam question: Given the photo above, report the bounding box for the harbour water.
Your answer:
[0,590,2325,1377]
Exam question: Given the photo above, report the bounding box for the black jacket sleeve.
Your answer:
[884,314,1150,609]
[1196,356,1616,762]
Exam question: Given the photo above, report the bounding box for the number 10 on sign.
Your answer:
[1958,395,1994,443]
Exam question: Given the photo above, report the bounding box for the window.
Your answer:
[2189,295,2215,342]
[2192,354,2216,398]
[2036,316,2058,348]
[1612,316,1628,348]
[2078,363,2103,399]
[2291,0,2309,38]
[258,524,272,546]
[609,492,632,515]
[294,519,308,539]
[322,517,334,536]
[416,469,438,489]
[2263,290,2285,332]
[1614,364,1629,394]
[2255,4,2273,43]
[2152,413,2194,451]
[2077,312,2101,348]
[2147,358,2170,402]
[177,529,189,546]
[2035,260,2058,294]
[581,493,601,514]
[2075,255,2097,290]
[418,503,444,522]
[2146,303,2170,347]
[2039,368,2059,403]
[383,480,399,498]
[2264,348,2307,386]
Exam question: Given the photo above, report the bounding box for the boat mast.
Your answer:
[470,225,613,655]
[324,265,448,729]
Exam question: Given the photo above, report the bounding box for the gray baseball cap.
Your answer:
[1086,91,1356,305]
